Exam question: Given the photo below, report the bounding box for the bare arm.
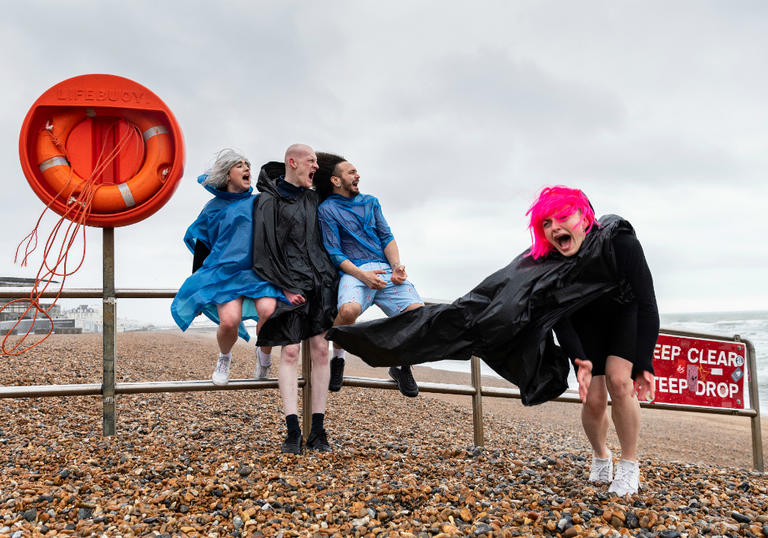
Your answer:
[383,240,407,285]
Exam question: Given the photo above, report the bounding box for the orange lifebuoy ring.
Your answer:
[19,74,185,227]
[35,109,173,213]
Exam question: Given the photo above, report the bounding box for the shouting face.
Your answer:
[333,161,360,198]
[290,148,319,189]
[226,161,251,193]
[542,210,587,257]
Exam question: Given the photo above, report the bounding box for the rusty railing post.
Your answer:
[301,340,312,439]
[471,355,485,447]
[743,337,764,471]
[102,228,116,436]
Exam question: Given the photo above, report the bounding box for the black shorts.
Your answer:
[569,295,638,376]
[256,286,337,347]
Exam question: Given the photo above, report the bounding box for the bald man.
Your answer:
[252,144,339,454]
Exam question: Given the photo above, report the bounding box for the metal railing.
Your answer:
[0,228,763,470]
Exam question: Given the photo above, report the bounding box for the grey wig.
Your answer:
[202,149,251,189]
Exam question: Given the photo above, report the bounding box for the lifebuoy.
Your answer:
[19,74,185,227]
[35,109,173,213]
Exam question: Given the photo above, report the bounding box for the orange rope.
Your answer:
[1,121,141,355]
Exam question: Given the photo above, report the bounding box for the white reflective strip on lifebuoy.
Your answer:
[39,156,69,172]
[117,183,136,207]
[142,125,169,141]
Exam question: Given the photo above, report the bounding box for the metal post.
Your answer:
[301,340,312,438]
[470,355,485,447]
[743,338,764,471]
[102,228,116,436]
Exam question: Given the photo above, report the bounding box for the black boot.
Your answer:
[389,365,419,397]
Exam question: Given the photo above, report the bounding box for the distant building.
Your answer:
[63,304,103,333]
[0,276,82,334]
[0,277,62,321]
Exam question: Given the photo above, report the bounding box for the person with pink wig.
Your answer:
[527,186,658,496]
[329,186,658,497]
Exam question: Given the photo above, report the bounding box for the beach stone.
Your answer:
[0,332,766,537]
[22,508,36,522]
[563,526,580,537]
[473,523,491,535]
[11,532,22,538]
[732,511,751,523]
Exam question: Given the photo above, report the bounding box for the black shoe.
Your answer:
[281,429,303,454]
[328,357,345,392]
[306,429,332,452]
[389,365,419,397]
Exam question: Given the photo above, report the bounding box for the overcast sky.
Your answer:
[1,1,766,325]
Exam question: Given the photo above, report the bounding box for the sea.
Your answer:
[420,310,768,412]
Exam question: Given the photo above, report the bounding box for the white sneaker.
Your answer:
[608,459,640,496]
[589,450,613,483]
[254,348,271,379]
[212,354,231,386]
[255,362,271,379]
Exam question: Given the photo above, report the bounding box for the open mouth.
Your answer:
[309,171,315,180]
[554,233,572,250]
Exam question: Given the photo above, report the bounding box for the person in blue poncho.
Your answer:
[313,152,424,397]
[171,149,285,386]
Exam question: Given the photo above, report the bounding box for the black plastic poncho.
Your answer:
[327,215,635,405]
[252,162,339,346]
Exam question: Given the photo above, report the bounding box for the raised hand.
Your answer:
[390,264,408,285]
[635,370,655,402]
[283,289,306,305]
[574,358,593,403]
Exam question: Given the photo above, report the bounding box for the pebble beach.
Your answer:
[1,331,766,537]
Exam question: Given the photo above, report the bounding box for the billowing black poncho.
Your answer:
[327,215,636,405]
[252,162,339,346]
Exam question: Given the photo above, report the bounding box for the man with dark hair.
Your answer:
[314,152,423,397]
[252,144,339,454]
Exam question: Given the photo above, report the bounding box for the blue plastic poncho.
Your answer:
[171,175,285,341]
[317,193,395,268]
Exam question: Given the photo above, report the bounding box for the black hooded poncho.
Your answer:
[252,162,339,346]
[327,215,638,405]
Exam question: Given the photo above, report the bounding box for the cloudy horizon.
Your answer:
[1,1,767,326]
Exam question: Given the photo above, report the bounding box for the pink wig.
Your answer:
[525,186,596,259]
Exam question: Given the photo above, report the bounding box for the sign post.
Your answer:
[651,330,763,471]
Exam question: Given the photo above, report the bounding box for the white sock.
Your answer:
[257,348,271,366]
[219,351,232,360]
[332,349,345,360]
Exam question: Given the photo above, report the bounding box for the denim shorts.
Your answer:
[338,261,423,316]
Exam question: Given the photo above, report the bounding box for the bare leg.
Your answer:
[331,302,362,353]
[581,375,611,458]
[278,343,301,416]
[605,355,640,461]
[216,298,243,354]
[254,297,277,357]
[404,302,423,312]
[309,332,330,413]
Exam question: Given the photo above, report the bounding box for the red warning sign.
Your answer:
[652,333,747,409]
